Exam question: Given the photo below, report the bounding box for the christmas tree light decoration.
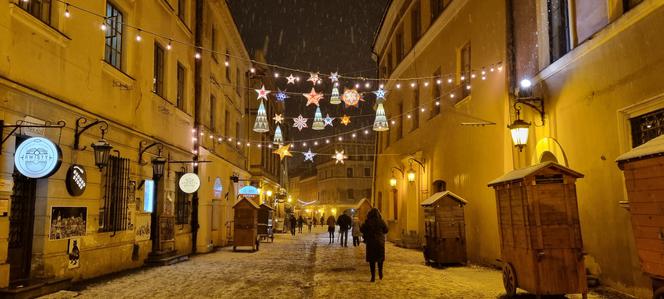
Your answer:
[255,85,270,100]
[341,115,351,126]
[330,85,341,105]
[303,88,323,106]
[273,125,284,144]
[373,103,389,132]
[312,107,325,131]
[273,114,284,124]
[293,115,308,131]
[342,88,363,107]
[373,87,388,100]
[303,149,316,162]
[323,114,334,127]
[274,72,280,78]
[253,100,270,133]
[307,72,320,84]
[273,144,293,160]
[330,72,339,83]
[333,149,348,164]
[286,74,296,84]
[275,89,289,102]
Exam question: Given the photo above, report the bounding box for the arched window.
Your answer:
[432,180,447,193]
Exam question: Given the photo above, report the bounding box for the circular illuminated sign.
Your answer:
[238,185,259,198]
[66,164,87,196]
[178,173,200,194]
[14,137,62,179]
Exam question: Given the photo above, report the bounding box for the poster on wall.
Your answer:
[50,207,87,240]
[134,214,151,241]
[67,238,81,269]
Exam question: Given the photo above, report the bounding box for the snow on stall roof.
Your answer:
[354,198,372,209]
[233,197,260,209]
[420,191,468,207]
[487,161,583,186]
[616,134,664,163]
[260,203,275,210]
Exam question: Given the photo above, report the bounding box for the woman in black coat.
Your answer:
[360,208,388,282]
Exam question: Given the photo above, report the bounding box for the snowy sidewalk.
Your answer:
[40,227,627,299]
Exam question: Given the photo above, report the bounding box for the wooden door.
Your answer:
[8,169,37,283]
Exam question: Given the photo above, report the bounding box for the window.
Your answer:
[347,189,354,199]
[235,121,240,148]
[387,50,394,75]
[104,2,124,69]
[630,108,664,147]
[411,1,421,47]
[396,28,405,62]
[177,63,186,111]
[210,95,216,131]
[364,168,371,177]
[548,0,571,63]
[235,68,241,95]
[211,27,218,62]
[224,110,230,136]
[623,0,643,12]
[412,87,420,131]
[431,68,441,118]
[225,50,231,81]
[347,168,353,178]
[153,43,165,97]
[397,102,403,139]
[175,172,189,224]
[19,0,51,24]
[177,0,186,22]
[430,0,450,23]
[99,156,130,232]
[460,43,471,99]
[433,180,447,192]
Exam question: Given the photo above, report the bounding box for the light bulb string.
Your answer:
[49,0,503,82]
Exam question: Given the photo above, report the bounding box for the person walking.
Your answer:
[307,218,313,232]
[326,215,336,244]
[352,215,362,247]
[297,216,304,233]
[360,208,388,282]
[289,214,296,236]
[320,216,325,228]
[336,212,352,247]
[313,217,318,227]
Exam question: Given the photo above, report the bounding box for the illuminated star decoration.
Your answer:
[307,72,320,84]
[330,72,339,83]
[293,115,308,131]
[333,149,348,164]
[340,115,351,126]
[273,144,293,160]
[286,74,297,84]
[275,89,289,102]
[373,87,388,100]
[255,85,270,101]
[303,88,324,106]
[323,114,334,127]
[342,88,364,107]
[303,149,316,162]
[273,114,284,124]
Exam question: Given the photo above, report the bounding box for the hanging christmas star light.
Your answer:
[286,74,297,84]
[303,149,316,162]
[312,107,325,130]
[275,89,289,102]
[334,149,348,164]
[253,100,270,133]
[303,88,323,106]
[323,114,334,127]
[330,84,341,105]
[293,115,308,131]
[273,125,284,144]
[373,87,388,101]
[273,144,293,160]
[340,115,351,126]
[330,72,339,83]
[255,85,270,101]
[342,88,363,107]
[373,103,389,132]
[273,114,284,124]
[307,72,320,84]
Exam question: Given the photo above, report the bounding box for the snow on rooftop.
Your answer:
[616,134,664,163]
[420,191,468,206]
[487,161,583,186]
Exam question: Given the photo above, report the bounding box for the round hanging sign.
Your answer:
[14,137,62,179]
[178,173,200,194]
[66,164,87,196]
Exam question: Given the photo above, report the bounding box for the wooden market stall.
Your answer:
[616,134,664,297]
[420,191,467,266]
[258,203,275,242]
[488,161,587,297]
[354,198,372,224]
[232,197,260,252]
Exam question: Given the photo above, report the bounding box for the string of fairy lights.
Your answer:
[37,0,503,163]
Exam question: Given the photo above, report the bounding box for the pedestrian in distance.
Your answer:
[360,208,388,282]
[313,217,318,227]
[320,216,325,228]
[307,218,313,232]
[352,215,362,247]
[297,215,304,233]
[289,214,296,236]
[336,212,352,247]
[326,215,336,244]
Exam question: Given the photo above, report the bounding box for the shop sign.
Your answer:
[14,136,62,179]
[238,185,259,198]
[178,173,200,194]
[23,116,46,136]
[144,179,155,213]
[66,165,87,196]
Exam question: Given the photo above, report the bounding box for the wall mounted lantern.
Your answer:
[389,166,404,188]
[74,117,112,170]
[407,158,425,183]
[138,140,165,178]
[510,80,545,151]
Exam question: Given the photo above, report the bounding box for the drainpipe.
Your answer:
[191,0,203,254]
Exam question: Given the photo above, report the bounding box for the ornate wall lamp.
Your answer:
[407,158,425,183]
[389,166,404,188]
[509,80,545,151]
[74,117,112,170]
[138,141,166,178]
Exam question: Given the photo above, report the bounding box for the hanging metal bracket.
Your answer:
[0,119,66,154]
[138,141,164,165]
[514,97,544,125]
[74,117,109,150]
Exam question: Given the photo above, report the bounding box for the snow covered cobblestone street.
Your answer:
[41,228,628,299]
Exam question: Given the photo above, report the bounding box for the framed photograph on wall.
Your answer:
[50,206,87,240]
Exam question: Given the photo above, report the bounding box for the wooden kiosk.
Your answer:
[488,161,587,297]
[355,198,372,223]
[258,203,274,242]
[232,197,260,252]
[420,191,467,266]
[616,134,664,297]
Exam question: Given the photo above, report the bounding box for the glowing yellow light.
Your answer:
[407,169,416,182]
[389,177,397,187]
[266,190,273,197]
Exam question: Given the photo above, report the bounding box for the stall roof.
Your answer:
[260,203,275,210]
[233,197,260,209]
[616,134,664,164]
[487,161,584,186]
[355,198,372,209]
[420,191,468,207]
